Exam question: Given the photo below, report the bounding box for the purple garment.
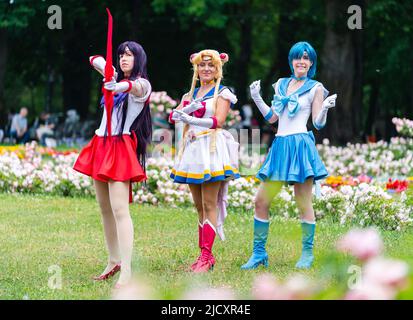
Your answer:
[216,181,229,241]
[100,92,128,109]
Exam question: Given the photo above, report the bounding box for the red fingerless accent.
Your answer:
[193,101,206,118]
[168,111,176,124]
[120,79,133,93]
[210,116,218,129]
[183,100,190,107]
[90,55,103,67]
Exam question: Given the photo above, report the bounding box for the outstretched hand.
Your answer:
[323,94,337,109]
[249,80,262,99]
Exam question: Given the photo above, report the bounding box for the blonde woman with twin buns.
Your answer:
[168,50,239,273]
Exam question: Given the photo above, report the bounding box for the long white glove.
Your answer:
[89,55,118,80]
[104,78,133,93]
[313,94,337,130]
[249,80,274,122]
[170,98,205,122]
[170,110,182,122]
[181,98,205,114]
[174,109,216,129]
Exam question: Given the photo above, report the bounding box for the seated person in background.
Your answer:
[10,107,29,144]
[36,111,55,146]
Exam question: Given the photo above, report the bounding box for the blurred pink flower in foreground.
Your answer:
[182,286,236,300]
[345,258,409,300]
[252,274,282,300]
[337,228,383,261]
[345,280,396,300]
[363,257,409,289]
[252,273,316,300]
[111,277,155,300]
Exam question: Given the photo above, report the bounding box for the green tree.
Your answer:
[0,1,35,125]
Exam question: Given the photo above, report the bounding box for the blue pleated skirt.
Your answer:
[256,131,328,184]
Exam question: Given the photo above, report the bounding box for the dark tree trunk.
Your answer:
[235,1,252,106]
[352,1,364,139]
[261,0,301,101]
[364,79,380,140]
[62,20,91,119]
[410,36,413,117]
[0,28,8,126]
[320,0,364,144]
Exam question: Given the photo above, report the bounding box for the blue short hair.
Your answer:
[288,41,317,78]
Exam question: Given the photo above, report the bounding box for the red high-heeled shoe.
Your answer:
[93,264,121,281]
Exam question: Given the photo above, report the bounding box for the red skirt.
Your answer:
[73,132,146,202]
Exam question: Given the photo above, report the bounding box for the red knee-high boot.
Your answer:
[193,220,216,273]
[190,222,203,270]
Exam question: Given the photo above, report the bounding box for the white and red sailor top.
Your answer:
[95,78,151,137]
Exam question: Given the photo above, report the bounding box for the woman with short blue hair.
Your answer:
[241,41,337,270]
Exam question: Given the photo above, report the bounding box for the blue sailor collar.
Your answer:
[271,77,319,118]
[192,85,236,108]
[192,85,228,101]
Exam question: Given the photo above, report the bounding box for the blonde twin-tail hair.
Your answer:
[179,50,228,159]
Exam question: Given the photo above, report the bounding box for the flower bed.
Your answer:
[1,141,412,231]
[2,115,413,231]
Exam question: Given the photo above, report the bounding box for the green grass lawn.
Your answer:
[0,193,412,300]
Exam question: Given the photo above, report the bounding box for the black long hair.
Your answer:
[115,41,152,172]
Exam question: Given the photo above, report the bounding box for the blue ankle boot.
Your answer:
[295,221,315,269]
[241,217,269,270]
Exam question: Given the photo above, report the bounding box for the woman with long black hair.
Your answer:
[73,41,152,288]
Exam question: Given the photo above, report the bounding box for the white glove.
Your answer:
[181,98,205,114]
[174,109,215,128]
[313,94,337,130]
[169,98,205,123]
[89,55,118,80]
[171,110,182,122]
[322,94,337,109]
[250,80,262,100]
[249,80,274,122]
[104,78,132,93]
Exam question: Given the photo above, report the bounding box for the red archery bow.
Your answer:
[104,8,114,138]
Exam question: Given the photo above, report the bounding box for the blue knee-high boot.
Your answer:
[295,221,315,269]
[241,216,269,270]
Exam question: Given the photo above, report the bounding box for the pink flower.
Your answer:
[357,174,372,184]
[345,280,396,300]
[337,228,383,261]
[282,274,317,300]
[251,274,282,300]
[183,286,236,300]
[111,277,155,300]
[363,257,409,289]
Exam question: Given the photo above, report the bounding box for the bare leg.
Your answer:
[108,180,133,285]
[201,181,222,227]
[188,184,203,223]
[294,178,315,222]
[94,179,121,275]
[188,184,205,269]
[255,181,283,220]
